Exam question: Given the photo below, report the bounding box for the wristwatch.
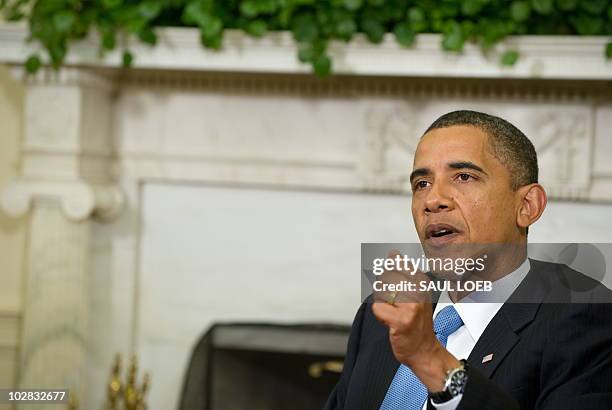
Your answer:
[429,359,469,404]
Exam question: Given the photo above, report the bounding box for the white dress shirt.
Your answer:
[425,258,531,410]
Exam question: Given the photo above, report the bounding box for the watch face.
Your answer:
[449,369,468,396]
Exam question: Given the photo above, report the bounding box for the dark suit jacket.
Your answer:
[324,259,612,410]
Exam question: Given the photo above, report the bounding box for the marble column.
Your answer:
[1,68,122,410]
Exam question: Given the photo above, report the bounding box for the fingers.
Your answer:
[371,301,399,327]
[371,249,435,307]
[373,269,432,304]
[372,301,431,329]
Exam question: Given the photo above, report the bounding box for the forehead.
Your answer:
[414,125,491,166]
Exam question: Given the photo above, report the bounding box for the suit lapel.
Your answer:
[467,259,547,377]
[467,308,520,377]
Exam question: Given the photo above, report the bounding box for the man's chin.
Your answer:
[422,235,467,258]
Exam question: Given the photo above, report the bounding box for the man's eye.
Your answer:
[415,180,430,189]
[457,173,472,182]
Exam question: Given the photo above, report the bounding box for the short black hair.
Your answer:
[423,110,538,190]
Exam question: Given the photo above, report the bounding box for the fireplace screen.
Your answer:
[179,323,350,410]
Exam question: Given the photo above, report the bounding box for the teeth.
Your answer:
[433,229,452,237]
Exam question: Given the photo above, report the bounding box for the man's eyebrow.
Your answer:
[409,168,430,183]
[410,162,488,183]
[448,161,487,175]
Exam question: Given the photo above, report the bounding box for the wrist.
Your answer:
[405,341,460,392]
[429,359,469,404]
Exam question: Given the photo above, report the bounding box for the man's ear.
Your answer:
[517,184,547,231]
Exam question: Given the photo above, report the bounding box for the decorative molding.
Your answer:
[8,65,115,91]
[1,23,612,80]
[529,108,593,200]
[110,84,611,201]
[17,203,90,403]
[360,102,419,192]
[0,64,123,222]
[117,70,612,105]
[1,178,123,221]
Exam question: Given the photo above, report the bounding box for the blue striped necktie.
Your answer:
[379,306,464,410]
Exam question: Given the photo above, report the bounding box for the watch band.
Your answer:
[429,359,469,404]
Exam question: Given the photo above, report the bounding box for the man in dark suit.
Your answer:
[324,110,612,410]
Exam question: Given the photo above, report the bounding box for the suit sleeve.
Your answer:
[457,303,612,410]
[323,302,367,410]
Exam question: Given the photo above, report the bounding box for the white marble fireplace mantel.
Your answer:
[2,22,612,410]
[1,23,612,79]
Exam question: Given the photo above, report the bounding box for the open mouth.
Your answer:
[426,224,460,241]
[431,229,454,238]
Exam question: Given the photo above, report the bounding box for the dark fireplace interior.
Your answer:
[180,323,351,410]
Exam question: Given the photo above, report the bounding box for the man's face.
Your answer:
[411,125,522,254]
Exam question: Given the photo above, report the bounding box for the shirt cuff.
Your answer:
[430,394,462,410]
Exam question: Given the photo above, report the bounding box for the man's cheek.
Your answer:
[458,197,485,217]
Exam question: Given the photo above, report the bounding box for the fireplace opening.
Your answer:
[180,323,350,410]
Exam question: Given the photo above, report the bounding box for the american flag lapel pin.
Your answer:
[482,353,494,363]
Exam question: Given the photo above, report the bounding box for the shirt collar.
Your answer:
[434,258,531,342]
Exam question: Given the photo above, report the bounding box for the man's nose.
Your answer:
[424,181,453,213]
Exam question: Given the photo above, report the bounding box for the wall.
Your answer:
[0,65,25,401]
